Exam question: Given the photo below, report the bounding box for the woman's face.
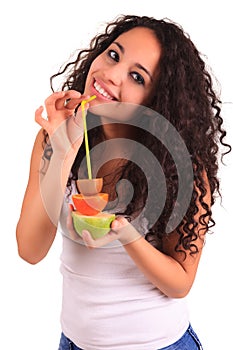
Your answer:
[84,27,161,107]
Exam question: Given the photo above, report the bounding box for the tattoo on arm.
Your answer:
[40,143,53,176]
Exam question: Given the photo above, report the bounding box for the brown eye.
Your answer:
[131,72,145,85]
[108,49,119,62]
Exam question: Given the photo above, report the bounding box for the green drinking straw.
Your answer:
[81,95,97,179]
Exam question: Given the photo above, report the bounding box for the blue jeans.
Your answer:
[158,324,203,349]
[58,333,83,350]
[58,324,203,350]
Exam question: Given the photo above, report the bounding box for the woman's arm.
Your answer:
[16,129,59,264]
[120,176,211,298]
[82,175,211,298]
[122,232,203,299]
[16,91,85,264]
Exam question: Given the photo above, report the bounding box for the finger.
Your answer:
[66,204,78,240]
[65,90,83,100]
[56,90,85,111]
[67,93,95,112]
[64,98,82,110]
[82,230,96,249]
[35,106,49,129]
[111,216,129,231]
[66,204,74,230]
[63,90,84,109]
[82,230,118,249]
[45,91,66,114]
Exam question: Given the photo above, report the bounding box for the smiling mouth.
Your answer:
[93,81,117,101]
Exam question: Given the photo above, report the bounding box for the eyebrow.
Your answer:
[113,41,153,82]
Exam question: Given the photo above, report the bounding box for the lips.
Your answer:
[93,79,118,101]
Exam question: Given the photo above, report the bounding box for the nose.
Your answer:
[102,63,126,86]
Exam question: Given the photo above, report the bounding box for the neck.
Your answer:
[101,118,136,140]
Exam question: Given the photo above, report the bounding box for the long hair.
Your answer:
[46,15,231,255]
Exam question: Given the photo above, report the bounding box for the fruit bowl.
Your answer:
[72,211,115,239]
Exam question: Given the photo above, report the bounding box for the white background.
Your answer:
[0,0,232,349]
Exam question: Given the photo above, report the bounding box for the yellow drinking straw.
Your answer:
[81,95,97,179]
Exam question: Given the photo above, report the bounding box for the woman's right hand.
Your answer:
[35,90,88,156]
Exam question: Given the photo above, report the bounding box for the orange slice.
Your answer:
[72,193,109,216]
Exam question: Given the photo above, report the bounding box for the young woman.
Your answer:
[16,15,230,350]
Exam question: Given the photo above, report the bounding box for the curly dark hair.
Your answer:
[45,14,231,256]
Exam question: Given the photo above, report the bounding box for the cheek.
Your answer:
[121,88,147,104]
[89,56,103,73]
[84,57,103,88]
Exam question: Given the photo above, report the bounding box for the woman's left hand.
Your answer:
[81,216,142,249]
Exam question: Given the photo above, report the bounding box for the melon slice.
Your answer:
[72,211,115,239]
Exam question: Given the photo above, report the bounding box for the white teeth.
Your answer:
[94,81,114,100]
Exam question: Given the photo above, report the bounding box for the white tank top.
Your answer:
[58,184,189,350]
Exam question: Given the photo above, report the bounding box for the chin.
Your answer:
[89,101,141,124]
